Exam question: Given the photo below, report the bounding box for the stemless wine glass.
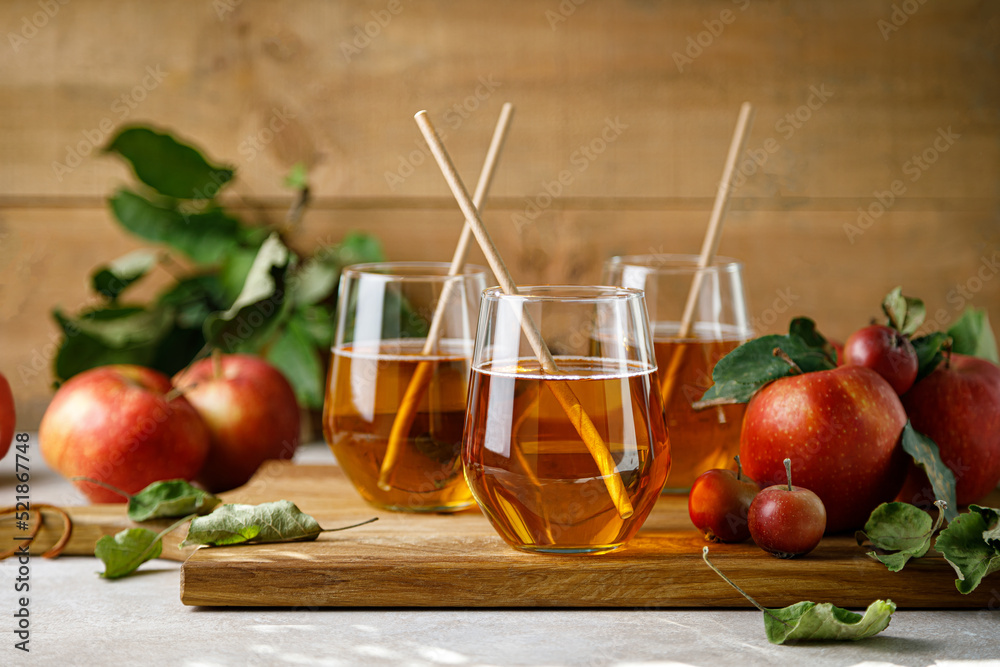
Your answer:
[603,255,753,492]
[323,262,487,512]
[463,286,671,554]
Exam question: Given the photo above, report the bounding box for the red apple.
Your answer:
[740,365,908,533]
[0,371,14,461]
[39,365,210,503]
[900,354,1000,506]
[748,458,827,557]
[688,457,759,543]
[831,340,846,367]
[843,324,918,395]
[174,354,300,492]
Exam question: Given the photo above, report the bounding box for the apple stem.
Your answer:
[932,500,949,529]
[734,455,744,481]
[702,547,792,627]
[212,349,223,380]
[783,458,793,491]
[318,517,379,533]
[943,338,953,370]
[138,513,198,563]
[164,387,185,402]
[69,476,133,501]
[771,348,802,375]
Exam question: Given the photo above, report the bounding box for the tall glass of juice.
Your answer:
[323,262,487,512]
[603,255,753,493]
[463,286,670,554]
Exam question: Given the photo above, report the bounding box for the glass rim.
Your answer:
[482,285,646,303]
[604,254,744,275]
[342,261,489,282]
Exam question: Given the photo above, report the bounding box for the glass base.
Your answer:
[512,544,626,555]
[370,502,476,513]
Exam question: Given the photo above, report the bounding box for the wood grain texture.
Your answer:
[0,504,193,562]
[175,463,1000,609]
[1,0,998,428]
[1,0,997,199]
[3,204,999,429]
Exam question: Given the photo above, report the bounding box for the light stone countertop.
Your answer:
[2,439,999,667]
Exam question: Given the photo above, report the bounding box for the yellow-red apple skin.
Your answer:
[0,372,14,461]
[39,365,210,503]
[740,365,908,533]
[174,354,300,492]
[900,354,1000,506]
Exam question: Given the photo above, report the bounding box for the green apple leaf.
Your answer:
[291,256,340,307]
[900,422,958,522]
[855,502,944,572]
[95,528,163,579]
[157,274,228,328]
[91,250,158,301]
[218,246,262,305]
[105,126,234,200]
[981,506,1000,548]
[109,189,244,265]
[95,514,195,579]
[56,305,174,349]
[290,232,385,308]
[52,306,175,382]
[264,316,323,409]
[284,162,309,190]
[217,234,290,316]
[181,500,376,547]
[204,234,292,352]
[882,287,925,337]
[127,480,221,522]
[701,547,895,644]
[763,600,897,645]
[935,505,1000,594]
[695,318,837,407]
[292,304,335,348]
[911,332,950,380]
[948,308,999,364]
[327,231,386,267]
[788,317,838,360]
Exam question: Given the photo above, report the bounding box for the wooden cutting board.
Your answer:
[173,462,1000,609]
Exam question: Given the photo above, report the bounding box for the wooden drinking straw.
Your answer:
[660,102,756,407]
[377,103,515,491]
[414,110,635,520]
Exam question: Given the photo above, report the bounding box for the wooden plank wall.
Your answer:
[1,0,998,428]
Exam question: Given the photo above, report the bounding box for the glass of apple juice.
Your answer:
[322,262,488,512]
[602,255,753,493]
[462,286,671,554]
